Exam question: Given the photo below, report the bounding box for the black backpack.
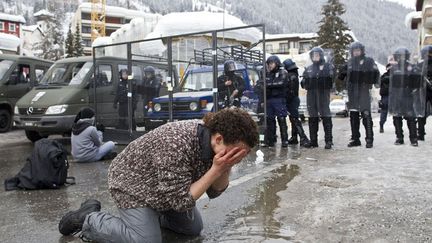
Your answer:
[4,138,75,190]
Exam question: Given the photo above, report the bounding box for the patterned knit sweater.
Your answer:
[108,120,220,212]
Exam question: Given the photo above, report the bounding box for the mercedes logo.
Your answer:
[27,107,33,115]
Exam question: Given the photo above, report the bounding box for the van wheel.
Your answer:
[0,109,12,133]
[25,130,47,142]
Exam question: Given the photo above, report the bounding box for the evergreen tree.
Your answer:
[316,0,353,90]
[32,9,64,61]
[73,22,84,57]
[65,24,74,57]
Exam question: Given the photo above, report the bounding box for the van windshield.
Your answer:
[182,71,222,92]
[0,59,14,81]
[69,62,93,85]
[40,62,89,86]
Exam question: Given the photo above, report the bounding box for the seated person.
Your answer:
[71,107,116,162]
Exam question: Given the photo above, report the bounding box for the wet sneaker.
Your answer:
[59,199,101,236]
[347,140,361,147]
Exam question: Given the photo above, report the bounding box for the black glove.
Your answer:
[96,124,105,132]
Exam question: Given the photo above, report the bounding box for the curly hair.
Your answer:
[203,108,258,148]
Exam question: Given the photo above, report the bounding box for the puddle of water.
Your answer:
[218,164,300,242]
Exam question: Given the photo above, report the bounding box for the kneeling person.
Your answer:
[59,108,258,242]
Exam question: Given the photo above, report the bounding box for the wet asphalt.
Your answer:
[0,115,431,242]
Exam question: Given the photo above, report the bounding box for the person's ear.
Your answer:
[215,134,223,145]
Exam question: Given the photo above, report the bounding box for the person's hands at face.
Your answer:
[212,134,250,174]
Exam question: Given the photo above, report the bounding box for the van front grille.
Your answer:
[19,108,47,115]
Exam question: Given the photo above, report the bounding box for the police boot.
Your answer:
[287,117,298,145]
[264,117,276,147]
[292,117,311,148]
[323,117,333,149]
[277,117,289,147]
[308,117,319,148]
[417,117,426,141]
[379,123,384,133]
[407,118,418,147]
[362,111,374,148]
[348,111,361,147]
[393,117,404,145]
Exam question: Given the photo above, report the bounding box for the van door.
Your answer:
[91,64,117,128]
[5,63,32,105]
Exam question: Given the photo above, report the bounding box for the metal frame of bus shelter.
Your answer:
[92,24,267,143]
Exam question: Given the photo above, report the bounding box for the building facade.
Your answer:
[0,13,25,38]
[0,13,25,54]
[264,33,317,56]
[71,3,161,55]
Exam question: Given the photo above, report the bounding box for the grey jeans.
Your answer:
[81,207,203,243]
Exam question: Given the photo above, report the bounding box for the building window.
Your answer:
[82,26,91,34]
[9,23,16,32]
[279,43,289,53]
[299,41,312,54]
[82,39,92,47]
[265,44,273,53]
[0,22,4,31]
[81,13,91,20]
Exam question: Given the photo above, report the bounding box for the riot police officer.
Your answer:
[283,58,311,148]
[339,42,380,148]
[139,66,161,117]
[379,63,392,133]
[417,45,432,141]
[113,69,137,130]
[301,47,334,149]
[217,60,245,109]
[256,56,289,147]
[389,47,425,146]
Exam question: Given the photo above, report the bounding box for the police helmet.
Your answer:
[420,45,432,60]
[224,60,237,75]
[283,58,298,72]
[393,47,411,63]
[309,47,325,63]
[350,41,365,57]
[144,66,156,78]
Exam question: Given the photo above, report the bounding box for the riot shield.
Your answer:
[344,55,380,112]
[301,47,335,118]
[389,61,426,117]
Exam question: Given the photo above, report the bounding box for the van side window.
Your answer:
[117,65,142,84]
[35,66,47,83]
[97,65,113,87]
[9,64,31,84]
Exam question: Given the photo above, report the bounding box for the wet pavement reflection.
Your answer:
[217,164,299,242]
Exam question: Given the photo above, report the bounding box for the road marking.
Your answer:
[198,162,288,201]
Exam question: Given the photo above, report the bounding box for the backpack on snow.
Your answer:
[4,138,75,190]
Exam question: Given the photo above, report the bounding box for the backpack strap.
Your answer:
[65,176,76,186]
